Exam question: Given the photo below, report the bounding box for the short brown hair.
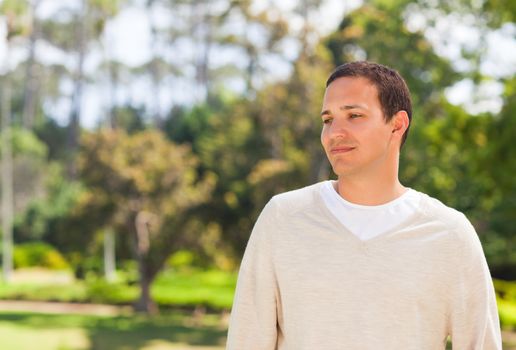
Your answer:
[326,61,412,148]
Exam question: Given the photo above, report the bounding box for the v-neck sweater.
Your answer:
[226,182,501,350]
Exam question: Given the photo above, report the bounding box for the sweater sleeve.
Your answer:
[226,199,279,350]
[450,216,502,350]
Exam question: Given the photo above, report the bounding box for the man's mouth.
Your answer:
[330,146,355,154]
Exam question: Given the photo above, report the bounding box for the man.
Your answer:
[226,61,502,349]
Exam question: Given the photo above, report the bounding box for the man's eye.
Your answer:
[350,114,362,119]
[322,118,332,124]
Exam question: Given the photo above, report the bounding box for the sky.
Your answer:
[0,0,515,128]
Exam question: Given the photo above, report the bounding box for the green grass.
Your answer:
[499,299,516,330]
[0,282,88,302]
[153,269,236,309]
[0,268,238,310]
[0,310,227,350]
[495,279,516,330]
[1,269,515,349]
[2,310,516,350]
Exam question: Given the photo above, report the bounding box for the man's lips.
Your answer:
[330,146,355,154]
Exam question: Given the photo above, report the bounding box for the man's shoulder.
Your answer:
[268,181,323,216]
[419,191,473,234]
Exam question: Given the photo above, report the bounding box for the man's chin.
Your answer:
[331,160,367,177]
[332,167,356,177]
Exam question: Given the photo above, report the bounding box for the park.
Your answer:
[0,0,515,348]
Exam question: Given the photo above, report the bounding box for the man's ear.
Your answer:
[391,111,409,137]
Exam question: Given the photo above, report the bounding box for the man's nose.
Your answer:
[327,117,350,138]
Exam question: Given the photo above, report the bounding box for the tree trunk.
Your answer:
[134,272,158,314]
[22,0,41,129]
[192,0,212,103]
[146,0,162,129]
[134,210,159,314]
[1,66,14,283]
[67,0,87,178]
[107,61,119,129]
[104,228,116,282]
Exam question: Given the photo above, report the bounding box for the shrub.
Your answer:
[85,276,137,304]
[166,250,197,269]
[13,242,69,270]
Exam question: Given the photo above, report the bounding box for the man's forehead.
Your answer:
[323,77,379,103]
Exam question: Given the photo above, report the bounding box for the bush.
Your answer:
[85,277,137,304]
[494,279,516,329]
[13,242,69,270]
[166,250,198,269]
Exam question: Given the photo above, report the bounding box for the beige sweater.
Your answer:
[226,182,501,350]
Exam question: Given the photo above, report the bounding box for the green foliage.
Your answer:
[110,105,147,134]
[495,279,516,303]
[167,100,266,261]
[0,0,31,39]
[0,127,48,158]
[494,279,516,329]
[85,277,137,304]
[75,129,216,311]
[33,118,68,160]
[0,268,237,310]
[165,105,213,149]
[152,269,236,310]
[166,250,198,269]
[0,129,51,227]
[3,0,515,297]
[325,2,459,108]
[424,0,516,28]
[0,282,87,303]
[13,242,69,270]
[484,0,516,25]
[191,49,333,257]
[14,163,84,242]
[401,100,493,213]
[499,299,516,330]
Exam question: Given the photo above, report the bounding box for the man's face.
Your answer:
[320,76,397,178]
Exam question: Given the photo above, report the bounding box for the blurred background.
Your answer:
[0,0,515,349]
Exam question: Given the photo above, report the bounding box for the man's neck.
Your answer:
[334,176,407,206]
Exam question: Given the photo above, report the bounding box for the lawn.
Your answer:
[0,310,227,350]
[2,309,516,350]
[0,268,237,310]
[1,268,516,349]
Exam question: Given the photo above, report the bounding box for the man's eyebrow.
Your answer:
[321,104,367,117]
[340,104,367,110]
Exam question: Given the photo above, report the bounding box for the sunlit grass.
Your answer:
[0,310,226,350]
[0,268,237,310]
[153,269,236,309]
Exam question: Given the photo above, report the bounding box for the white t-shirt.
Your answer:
[319,180,422,241]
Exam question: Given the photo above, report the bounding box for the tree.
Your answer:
[21,0,42,130]
[1,0,31,282]
[479,77,516,278]
[213,0,290,94]
[325,1,459,110]
[174,45,333,258]
[36,0,108,176]
[1,71,14,283]
[77,129,215,313]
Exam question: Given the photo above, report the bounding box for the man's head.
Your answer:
[326,61,412,147]
[320,61,411,178]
